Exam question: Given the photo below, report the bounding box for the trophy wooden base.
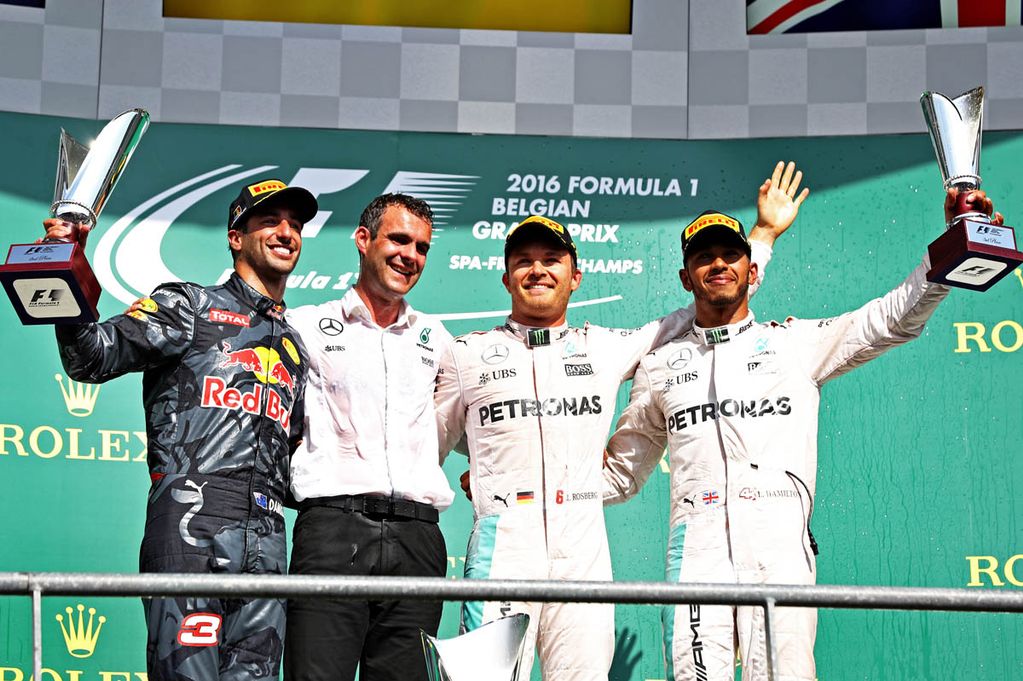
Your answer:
[0,242,101,324]
[927,217,1023,291]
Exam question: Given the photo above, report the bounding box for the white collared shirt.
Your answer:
[287,288,455,509]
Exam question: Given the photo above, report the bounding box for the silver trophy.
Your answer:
[1,109,150,324]
[920,87,1021,291]
[421,614,530,681]
[51,108,149,227]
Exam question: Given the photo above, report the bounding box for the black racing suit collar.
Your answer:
[225,272,288,319]
[504,317,570,348]
[692,311,756,346]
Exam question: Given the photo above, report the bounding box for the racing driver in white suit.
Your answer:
[434,163,810,681]
[602,188,1002,681]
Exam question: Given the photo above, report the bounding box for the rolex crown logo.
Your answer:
[56,603,106,658]
[55,373,100,417]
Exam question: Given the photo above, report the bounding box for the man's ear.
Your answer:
[227,228,243,254]
[502,271,511,293]
[569,267,582,292]
[748,261,759,286]
[679,267,694,292]
[354,225,372,257]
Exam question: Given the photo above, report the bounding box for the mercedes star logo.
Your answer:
[667,348,692,370]
[319,317,344,336]
[482,344,510,365]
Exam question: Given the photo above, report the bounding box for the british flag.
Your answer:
[747,0,1022,34]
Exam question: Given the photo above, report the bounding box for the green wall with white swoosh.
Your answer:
[1,110,1021,680]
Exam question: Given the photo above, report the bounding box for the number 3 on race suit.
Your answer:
[177,613,223,646]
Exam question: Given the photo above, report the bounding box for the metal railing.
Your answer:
[3,572,1023,680]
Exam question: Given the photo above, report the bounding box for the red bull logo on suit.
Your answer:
[204,341,296,429]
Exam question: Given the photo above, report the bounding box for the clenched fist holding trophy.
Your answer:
[0,109,149,324]
[921,87,1022,291]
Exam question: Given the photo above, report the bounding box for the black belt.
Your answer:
[300,494,439,523]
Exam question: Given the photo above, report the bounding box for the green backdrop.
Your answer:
[0,111,1020,680]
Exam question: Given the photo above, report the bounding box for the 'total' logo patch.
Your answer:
[210,309,250,327]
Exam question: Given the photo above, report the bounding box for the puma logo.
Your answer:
[492,494,510,507]
[171,480,212,548]
[683,496,695,507]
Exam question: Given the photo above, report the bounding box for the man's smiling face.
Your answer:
[680,242,757,308]
[355,204,432,302]
[503,237,581,327]
[230,204,303,278]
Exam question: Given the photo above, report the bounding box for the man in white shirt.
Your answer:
[283,193,454,681]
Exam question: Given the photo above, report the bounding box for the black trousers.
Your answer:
[283,502,446,681]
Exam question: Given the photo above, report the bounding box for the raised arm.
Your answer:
[56,283,196,383]
[749,160,809,248]
[803,188,1000,385]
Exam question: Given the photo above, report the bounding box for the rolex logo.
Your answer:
[56,603,106,658]
[55,373,100,417]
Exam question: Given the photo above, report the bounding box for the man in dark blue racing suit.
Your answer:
[45,178,317,681]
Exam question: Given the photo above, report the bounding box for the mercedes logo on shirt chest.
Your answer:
[482,344,510,365]
[319,317,344,336]
[667,348,693,370]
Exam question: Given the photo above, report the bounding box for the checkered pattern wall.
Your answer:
[1,0,1021,139]
[688,0,1023,139]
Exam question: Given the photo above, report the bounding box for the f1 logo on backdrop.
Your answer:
[93,166,478,305]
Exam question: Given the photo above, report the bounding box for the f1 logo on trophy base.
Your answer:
[0,108,149,324]
[1,241,102,324]
[921,87,1023,291]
